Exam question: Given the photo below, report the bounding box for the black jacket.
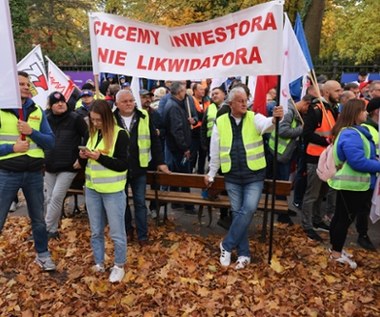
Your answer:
[114,108,164,177]
[164,96,192,154]
[44,110,88,173]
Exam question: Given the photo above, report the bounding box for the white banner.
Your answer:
[89,1,283,80]
[46,56,75,102]
[0,0,21,109]
[280,14,310,112]
[17,45,49,109]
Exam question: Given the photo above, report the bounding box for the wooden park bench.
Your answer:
[63,170,292,241]
[145,171,292,241]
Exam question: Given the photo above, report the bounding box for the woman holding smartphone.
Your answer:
[79,100,129,283]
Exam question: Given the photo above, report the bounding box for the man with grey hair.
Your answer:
[114,89,168,246]
[205,86,283,269]
[368,80,380,99]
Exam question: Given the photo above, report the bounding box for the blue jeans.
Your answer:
[85,187,127,266]
[125,174,148,241]
[222,180,264,257]
[0,169,50,257]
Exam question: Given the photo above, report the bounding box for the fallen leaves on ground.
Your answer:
[0,216,379,316]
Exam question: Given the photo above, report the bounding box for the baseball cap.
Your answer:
[80,90,94,98]
[139,89,154,96]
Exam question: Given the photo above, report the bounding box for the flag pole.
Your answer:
[268,74,281,264]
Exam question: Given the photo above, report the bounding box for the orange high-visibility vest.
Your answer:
[306,103,336,157]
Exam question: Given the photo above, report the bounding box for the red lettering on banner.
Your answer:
[94,22,159,45]
[126,27,137,41]
[248,46,262,63]
[170,12,278,48]
[114,25,126,39]
[94,21,101,35]
[135,46,261,73]
[225,23,238,40]
[167,59,187,72]
[263,12,277,30]
[215,27,227,42]
[98,48,127,66]
[202,30,215,45]
[222,52,234,66]
[251,16,263,31]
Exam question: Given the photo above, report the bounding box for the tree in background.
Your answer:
[320,0,380,64]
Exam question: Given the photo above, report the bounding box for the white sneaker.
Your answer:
[92,264,105,273]
[150,210,158,219]
[109,265,125,283]
[235,256,251,270]
[330,252,357,269]
[9,202,17,212]
[219,242,231,267]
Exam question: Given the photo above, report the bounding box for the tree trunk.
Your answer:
[303,0,326,61]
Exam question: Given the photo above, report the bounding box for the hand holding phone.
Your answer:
[78,146,90,151]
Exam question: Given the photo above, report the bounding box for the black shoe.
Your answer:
[278,214,294,226]
[357,235,376,251]
[304,229,323,242]
[47,231,60,240]
[287,209,297,217]
[313,222,330,233]
[217,216,232,230]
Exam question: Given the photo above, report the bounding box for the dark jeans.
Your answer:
[330,190,372,252]
[190,137,207,174]
[125,174,148,241]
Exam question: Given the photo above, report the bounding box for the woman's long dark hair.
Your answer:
[332,99,365,138]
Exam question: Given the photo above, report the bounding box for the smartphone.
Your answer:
[78,146,89,151]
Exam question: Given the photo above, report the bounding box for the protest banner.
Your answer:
[89,0,283,80]
[46,56,76,102]
[0,0,21,109]
[17,45,49,108]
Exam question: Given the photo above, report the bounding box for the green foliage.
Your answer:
[320,0,380,64]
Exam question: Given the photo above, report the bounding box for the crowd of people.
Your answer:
[0,71,379,282]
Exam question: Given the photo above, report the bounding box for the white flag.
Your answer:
[46,56,75,102]
[17,45,49,109]
[0,0,21,109]
[131,76,142,109]
[280,14,310,112]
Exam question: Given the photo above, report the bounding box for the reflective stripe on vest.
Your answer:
[216,111,266,173]
[361,123,379,156]
[306,103,336,156]
[0,108,44,160]
[85,126,127,193]
[137,109,151,167]
[268,118,297,155]
[328,128,371,191]
[206,103,218,138]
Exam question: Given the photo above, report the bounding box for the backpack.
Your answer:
[316,143,336,182]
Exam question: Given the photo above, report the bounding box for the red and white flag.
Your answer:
[17,45,49,109]
[0,0,21,109]
[46,56,75,102]
[279,14,310,112]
